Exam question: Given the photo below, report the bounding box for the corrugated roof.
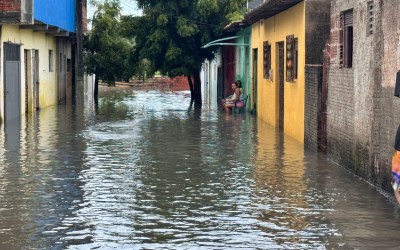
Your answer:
[248,0,264,10]
[244,0,303,25]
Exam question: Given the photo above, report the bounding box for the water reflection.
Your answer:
[0,89,399,249]
[0,105,88,249]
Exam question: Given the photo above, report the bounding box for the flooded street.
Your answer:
[0,88,400,249]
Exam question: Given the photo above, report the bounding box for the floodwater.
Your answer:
[0,88,400,250]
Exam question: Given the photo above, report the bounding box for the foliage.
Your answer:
[85,0,135,85]
[128,0,247,103]
[120,15,156,81]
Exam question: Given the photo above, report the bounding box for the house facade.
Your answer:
[200,25,250,108]
[200,49,222,109]
[0,0,86,124]
[327,0,400,191]
[201,1,258,110]
[245,0,330,143]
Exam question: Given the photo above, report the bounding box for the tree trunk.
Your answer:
[94,75,99,100]
[189,70,202,106]
[187,75,194,96]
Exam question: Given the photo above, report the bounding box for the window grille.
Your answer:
[367,1,374,35]
[340,10,353,68]
[263,41,271,79]
[286,35,297,82]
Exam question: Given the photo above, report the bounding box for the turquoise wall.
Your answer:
[235,27,251,111]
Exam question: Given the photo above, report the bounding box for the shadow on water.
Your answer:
[0,89,400,249]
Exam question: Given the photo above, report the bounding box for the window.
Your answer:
[340,10,353,68]
[367,1,374,35]
[49,50,53,72]
[263,41,271,79]
[286,35,298,82]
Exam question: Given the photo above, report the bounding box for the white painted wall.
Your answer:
[200,48,221,109]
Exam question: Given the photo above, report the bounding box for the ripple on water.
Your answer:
[0,90,399,249]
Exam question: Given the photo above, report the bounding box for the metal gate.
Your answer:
[4,42,21,124]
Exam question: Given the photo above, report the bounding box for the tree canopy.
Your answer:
[129,0,248,104]
[85,0,134,95]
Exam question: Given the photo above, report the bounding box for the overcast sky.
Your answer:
[87,0,142,19]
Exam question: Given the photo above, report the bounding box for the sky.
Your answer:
[87,0,142,19]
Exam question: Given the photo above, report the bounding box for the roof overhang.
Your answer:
[201,36,249,49]
[244,0,303,25]
[224,20,248,33]
[19,20,71,37]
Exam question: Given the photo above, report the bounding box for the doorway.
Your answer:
[4,42,21,124]
[252,48,258,115]
[276,42,284,130]
[32,49,40,110]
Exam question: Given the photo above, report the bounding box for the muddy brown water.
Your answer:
[0,89,399,249]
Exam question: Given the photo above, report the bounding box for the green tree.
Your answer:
[120,15,156,81]
[85,0,134,98]
[131,0,247,105]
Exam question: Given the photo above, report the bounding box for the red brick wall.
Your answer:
[1,0,21,11]
[154,76,190,91]
[169,76,189,91]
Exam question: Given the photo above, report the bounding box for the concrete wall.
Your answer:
[305,65,323,151]
[305,0,331,65]
[0,25,58,121]
[303,0,330,151]
[328,0,400,192]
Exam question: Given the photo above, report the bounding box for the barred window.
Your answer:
[263,41,271,79]
[367,1,374,35]
[340,10,353,68]
[286,35,298,82]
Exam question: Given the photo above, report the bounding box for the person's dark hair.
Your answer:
[235,80,242,88]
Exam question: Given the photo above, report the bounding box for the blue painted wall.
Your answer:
[34,0,76,32]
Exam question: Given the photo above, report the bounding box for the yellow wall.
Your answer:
[0,25,57,120]
[250,2,305,143]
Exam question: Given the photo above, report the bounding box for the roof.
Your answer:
[248,0,264,10]
[224,20,247,33]
[244,0,303,25]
